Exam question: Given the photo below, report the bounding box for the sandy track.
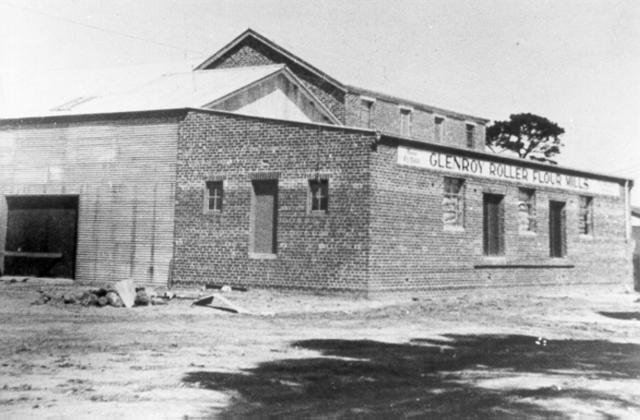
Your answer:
[1,282,639,419]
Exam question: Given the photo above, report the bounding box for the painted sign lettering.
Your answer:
[397,146,619,197]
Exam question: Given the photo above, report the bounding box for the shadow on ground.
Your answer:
[183,334,640,419]
[599,311,640,321]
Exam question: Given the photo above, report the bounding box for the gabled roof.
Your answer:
[39,64,340,124]
[51,65,285,115]
[194,28,346,92]
[195,29,489,124]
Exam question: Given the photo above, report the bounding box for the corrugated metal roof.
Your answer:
[48,65,285,116]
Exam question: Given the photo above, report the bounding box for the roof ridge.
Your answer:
[194,29,346,92]
[191,63,285,74]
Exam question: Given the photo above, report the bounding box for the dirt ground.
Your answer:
[1,279,639,419]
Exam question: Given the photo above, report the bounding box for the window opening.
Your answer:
[518,188,536,233]
[434,116,445,142]
[204,181,223,212]
[400,108,412,136]
[578,196,593,235]
[309,179,329,213]
[466,124,475,148]
[360,98,374,128]
[443,177,465,228]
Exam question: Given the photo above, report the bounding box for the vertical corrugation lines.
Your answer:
[0,117,179,286]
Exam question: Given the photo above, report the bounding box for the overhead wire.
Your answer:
[0,1,208,56]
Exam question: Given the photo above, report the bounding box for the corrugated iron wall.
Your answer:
[0,116,179,287]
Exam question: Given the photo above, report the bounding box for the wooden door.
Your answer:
[251,180,278,255]
[483,193,504,256]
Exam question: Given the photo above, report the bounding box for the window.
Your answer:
[434,116,445,142]
[578,196,593,235]
[518,188,536,233]
[549,201,567,258]
[360,98,375,128]
[309,179,329,213]
[466,124,475,148]
[204,181,223,212]
[443,177,465,228]
[250,180,278,255]
[483,194,505,255]
[400,108,412,136]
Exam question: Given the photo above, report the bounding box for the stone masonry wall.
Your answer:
[368,141,632,292]
[171,110,373,291]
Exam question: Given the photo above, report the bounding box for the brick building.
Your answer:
[0,29,634,293]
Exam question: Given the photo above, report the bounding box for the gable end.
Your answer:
[197,30,347,122]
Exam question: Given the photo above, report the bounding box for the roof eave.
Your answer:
[0,108,189,125]
[0,107,375,136]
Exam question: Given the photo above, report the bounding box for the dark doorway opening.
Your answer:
[4,195,79,278]
[549,201,566,258]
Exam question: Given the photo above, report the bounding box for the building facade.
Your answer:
[0,30,634,293]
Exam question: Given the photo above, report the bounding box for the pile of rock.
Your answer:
[33,288,121,307]
[131,287,173,306]
[32,286,174,308]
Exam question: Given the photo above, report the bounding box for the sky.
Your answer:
[0,0,638,204]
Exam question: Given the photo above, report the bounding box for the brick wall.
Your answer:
[202,38,346,123]
[368,140,632,292]
[0,114,180,286]
[171,110,374,291]
[345,92,486,150]
[202,37,491,154]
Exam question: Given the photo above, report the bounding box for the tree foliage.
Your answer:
[486,113,565,164]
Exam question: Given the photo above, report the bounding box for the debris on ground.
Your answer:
[134,288,151,306]
[150,297,168,305]
[192,295,214,306]
[62,293,77,304]
[192,293,253,315]
[30,283,176,309]
[113,278,135,308]
[174,291,204,300]
[106,291,123,308]
[204,283,248,292]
